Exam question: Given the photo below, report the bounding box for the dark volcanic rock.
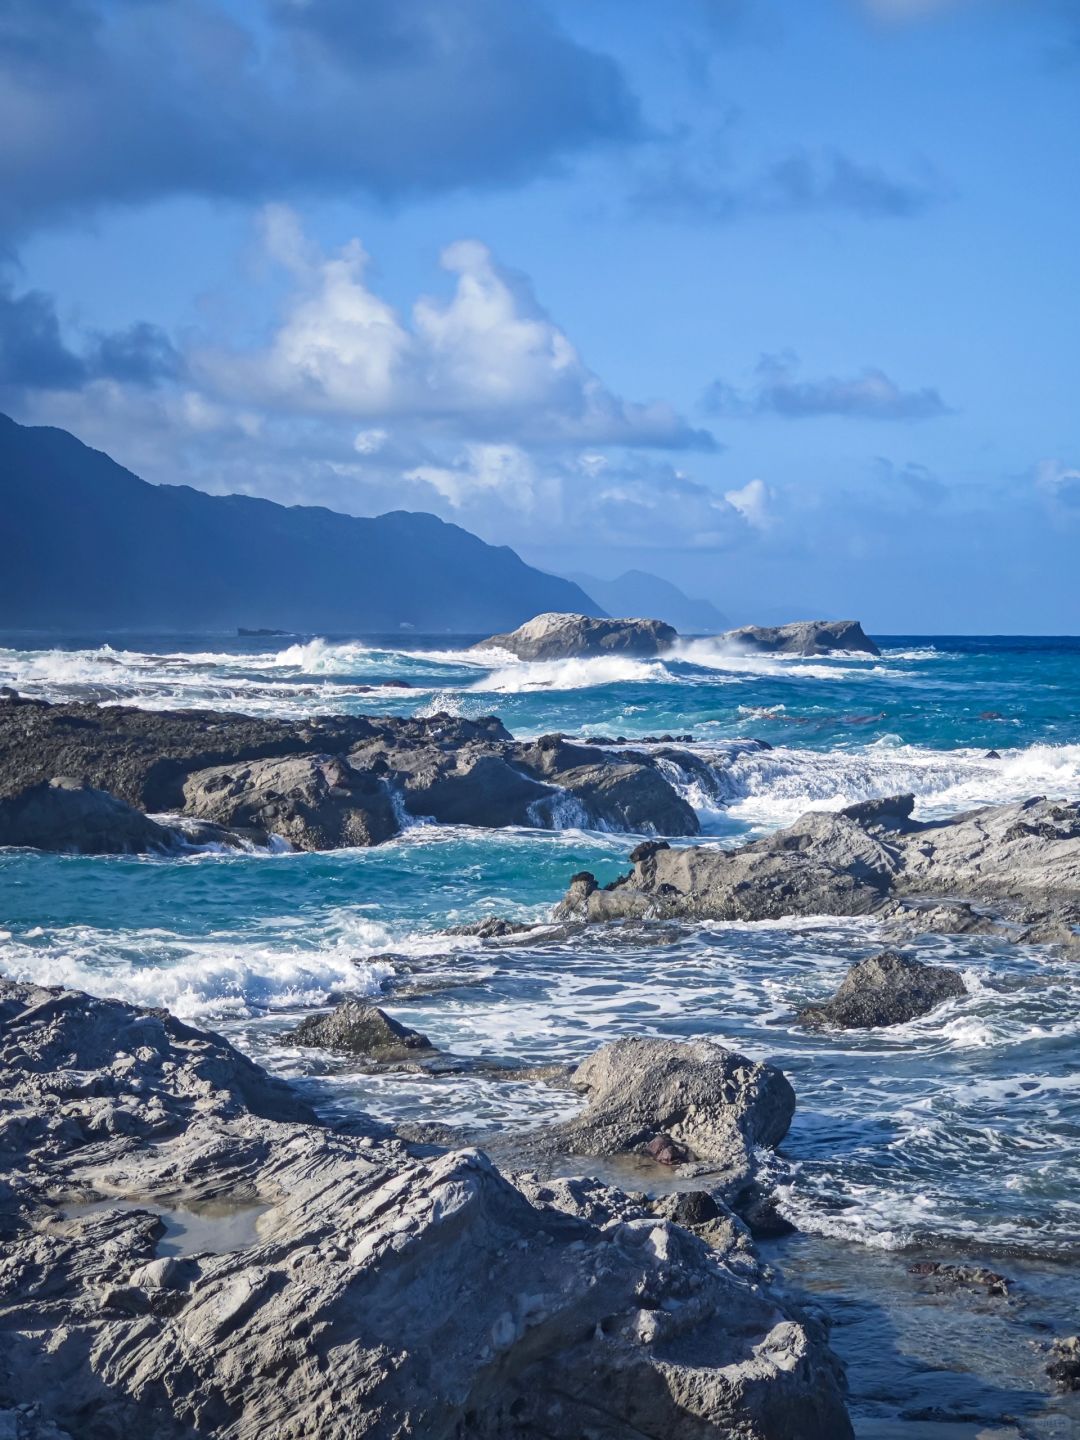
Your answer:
[0,777,180,854]
[474,611,678,660]
[797,952,966,1030]
[908,1262,1010,1297]
[1047,1335,1080,1392]
[2,701,708,849]
[290,1002,433,1058]
[0,978,853,1439]
[183,753,399,850]
[719,620,880,657]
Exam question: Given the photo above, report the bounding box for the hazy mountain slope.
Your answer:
[0,414,601,633]
[568,569,727,633]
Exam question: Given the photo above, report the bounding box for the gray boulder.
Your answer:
[0,777,179,854]
[0,980,853,1439]
[474,611,678,660]
[797,951,966,1029]
[719,620,880,657]
[183,754,399,850]
[534,1036,796,1185]
[557,795,1080,940]
[290,1002,433,1058]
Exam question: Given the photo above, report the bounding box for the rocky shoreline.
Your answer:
[0,979,851,1438]
[0,695,725,853]
[556,793,1080,948]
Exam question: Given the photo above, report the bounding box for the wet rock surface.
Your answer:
[289,1001,434,1058]
[718,620,880,657]
[0,979,853,1439]
[1047,1336,1080,1392]
[797,951,967,1029]
[0,777,182,854]
[473,610,678,659]
[556,794,1080,941]
[0,700,708,851]
[518,1036,796,1192]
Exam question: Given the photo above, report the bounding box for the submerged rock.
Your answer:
[908,1261,1010,1297]
[0,777,180,854]
[0,980,853,1438]
[797,951,966,1030]
[718,620,880,657]
[290,1002,433,1058]
[473,611,678,660]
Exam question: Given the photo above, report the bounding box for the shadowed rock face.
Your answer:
[556,795,1080,944]
[474,611,678,660]
[0,700,703,852]
[0,777,180,855]
[719,620,879,656]
[0,980,853,1439]
[797,951,967,1030]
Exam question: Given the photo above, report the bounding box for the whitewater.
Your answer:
[2,628,1079,1433]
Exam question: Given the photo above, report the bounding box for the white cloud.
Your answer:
[199,208,713,451]
[724,477,772,529]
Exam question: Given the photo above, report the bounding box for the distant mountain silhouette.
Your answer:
[0,414,601,633]
[568,569,728,634]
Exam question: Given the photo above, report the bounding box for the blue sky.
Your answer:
[1,0,1078,630]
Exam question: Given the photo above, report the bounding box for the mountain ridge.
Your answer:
[0,413,602,633]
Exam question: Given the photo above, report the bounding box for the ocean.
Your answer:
[2,630,1079,1436]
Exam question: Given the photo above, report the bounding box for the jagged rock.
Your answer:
[0,981,852,1438]
[0,701,708,849]
[474,611,677,660]
[797,952,966,1030]
[290,1002,433,1058]
[0,777,180,855]
[718,620,880,657]
[529,1036,796,1188]
[908,1262,1010,1297]
[443,916,535,938]
[1047,1335,1080,1391]
[183,754,399,850]
[557,795,1080,938]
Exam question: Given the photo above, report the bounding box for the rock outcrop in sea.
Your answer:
[473,611,678,659]
[556,793,1080,942]
[0,979,853,1439]
[796,951,967,1029]
[0,697,714,853]
[717,620,880,657]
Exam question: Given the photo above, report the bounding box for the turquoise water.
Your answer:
[2,631,1080,1431]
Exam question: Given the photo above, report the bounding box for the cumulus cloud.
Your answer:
[631,147,948,223]
[0,0,640,238]
[0,280,179,394]
[723,477,772,528]
[705,353,951,421]
[1035,459,1080,512]
[199,209,715,449]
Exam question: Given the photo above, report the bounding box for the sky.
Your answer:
[1,0,1078,632]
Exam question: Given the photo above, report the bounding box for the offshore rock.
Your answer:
[0,980,853,1439]
[556,795,1080,938]
[718,620,880,657]
[474,611,678,660]
[290,1001,433,1058]
[797,951,967,1030]
[0,700,704,848]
